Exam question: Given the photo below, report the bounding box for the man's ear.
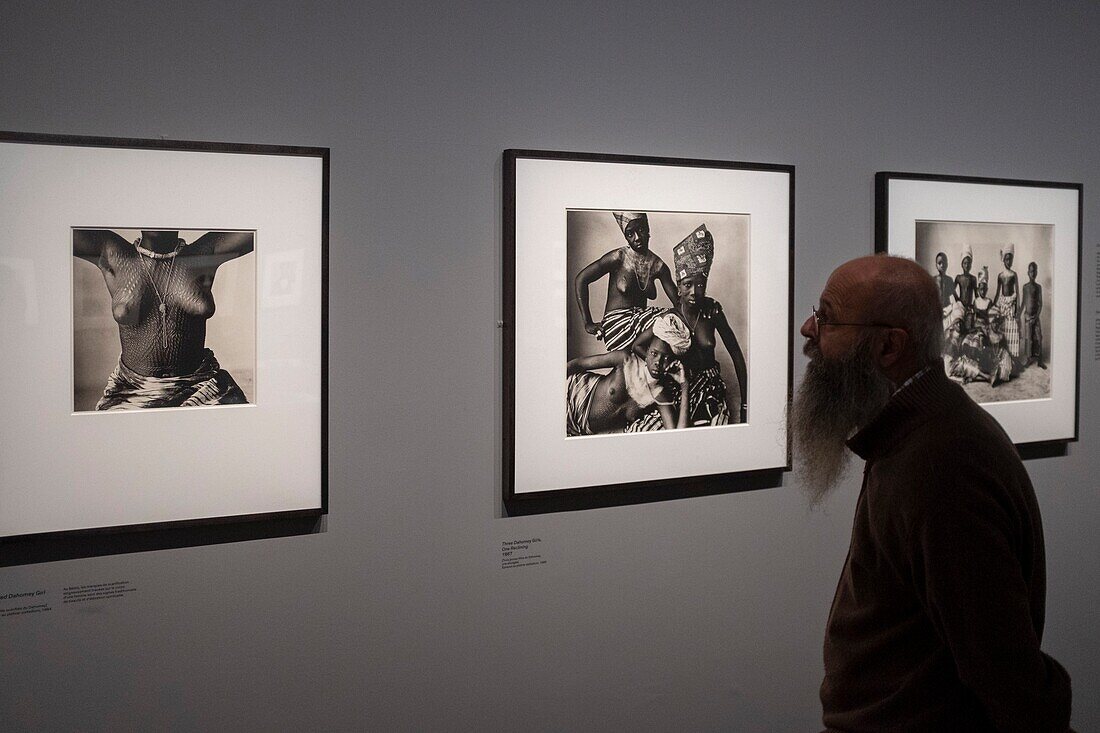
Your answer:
[877,327,910,371]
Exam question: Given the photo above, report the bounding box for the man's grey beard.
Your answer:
[791,335,896,506]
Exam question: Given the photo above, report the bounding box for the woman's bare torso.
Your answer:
[99,237,219,377]
[587,356,656,432]
[679,300,720,373]
[603,249,658,313]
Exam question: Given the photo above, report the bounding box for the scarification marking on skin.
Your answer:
[102,238,219,376]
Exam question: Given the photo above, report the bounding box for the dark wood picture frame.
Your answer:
[503,149,794,515]
[0,130,328,561]
[875,169,1082,451]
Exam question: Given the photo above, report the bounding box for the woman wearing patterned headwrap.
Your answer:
[629,224,749,428]
[565,312,691,435]
[993,243,1021,359]
[573,212,680,351]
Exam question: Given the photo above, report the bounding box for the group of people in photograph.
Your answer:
[932,243,1045,387]
[565,212,747,436]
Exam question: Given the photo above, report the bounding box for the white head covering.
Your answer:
[651,312,692,356]
[960,244,973,262]
[1001,242,1015,261]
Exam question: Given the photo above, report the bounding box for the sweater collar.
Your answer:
[846,365,955,461]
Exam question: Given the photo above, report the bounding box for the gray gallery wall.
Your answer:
[1,2,1098,730]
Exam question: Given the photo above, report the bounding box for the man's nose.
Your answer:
[800,315,816,338]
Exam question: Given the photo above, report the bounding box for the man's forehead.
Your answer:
[820,263,874,310]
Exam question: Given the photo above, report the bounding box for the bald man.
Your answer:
[792,255,1072,732]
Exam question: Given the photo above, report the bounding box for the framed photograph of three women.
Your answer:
[876,171,1082,447]
[504,149,793,509]
[0,131,328,541]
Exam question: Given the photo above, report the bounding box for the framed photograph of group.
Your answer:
[0,131,328,541]
[504,149,794,511]
[875,171,1082,447]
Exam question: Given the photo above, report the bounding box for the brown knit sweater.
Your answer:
[821,367,1072,732]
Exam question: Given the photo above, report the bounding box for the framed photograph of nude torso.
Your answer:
[504,150,793,512]
[0,131,328,542]
[876,171,1082,447]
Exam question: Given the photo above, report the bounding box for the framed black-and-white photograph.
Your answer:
[0,131,328,540]
[72,227,257,412]
[504,150,793,510]
[876,171,1081,446]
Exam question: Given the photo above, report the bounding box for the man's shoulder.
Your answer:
[871,392,1025,513]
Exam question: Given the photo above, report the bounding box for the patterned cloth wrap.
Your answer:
[95,348,248,410]
[599,306,662,352]
[565,371,602,436]
[948,291,1021,386]
[624,366,731,432]
[950,331,1014,385]
[612,211,647,234]
[943,300,965,335]
[672,224,714,282]
[651,311,692,356]
[995,293,1020,357]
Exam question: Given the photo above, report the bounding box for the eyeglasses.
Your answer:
[809,305,894,336]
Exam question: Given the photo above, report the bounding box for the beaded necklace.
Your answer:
[134,237,187,349]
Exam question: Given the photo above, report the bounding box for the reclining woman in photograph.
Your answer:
[73,228,254,410]
[627,224,748,429]
[573,211,679,351]
[565,312,692,436]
